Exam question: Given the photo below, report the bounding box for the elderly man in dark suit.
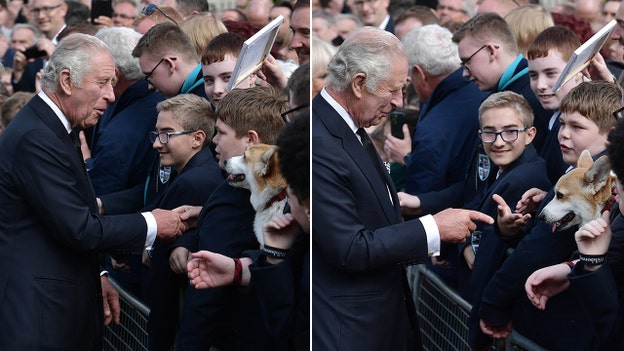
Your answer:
[0,33,185,350]
[312,26,494,350]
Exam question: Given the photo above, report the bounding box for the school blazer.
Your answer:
[0,95,147,350]
[312,94,429,350]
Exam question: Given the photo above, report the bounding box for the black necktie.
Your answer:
[356,128,388,185]
[70,129,86,171]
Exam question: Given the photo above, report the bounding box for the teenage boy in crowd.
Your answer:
[458,91,551,350]
[478,81,621,351]
[170,86,288,350]
[144,94,224,351]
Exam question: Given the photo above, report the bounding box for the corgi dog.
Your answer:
[225,144,287,247]
[539,150,616,232]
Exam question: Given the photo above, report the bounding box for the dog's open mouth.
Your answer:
[552,212,575,232]
[227,173,245,184]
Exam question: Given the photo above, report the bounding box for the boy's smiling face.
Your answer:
[528,49,582,111]
[558,111,610,166]
[480,106,535,172]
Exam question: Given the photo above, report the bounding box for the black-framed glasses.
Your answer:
[149,130,195,144]
[613,106,624,120]
[460,44,499,73]
[142,4,178,24]
[281,104,309,123]
[478,128,528,144]
[29,3,62,16]
[143,57,176,81]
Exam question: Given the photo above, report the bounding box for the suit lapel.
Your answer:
[314,95,401,222]
[29,96,98,212]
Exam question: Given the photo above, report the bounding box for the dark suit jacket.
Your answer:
[0,94,147,349]
[312,93,430,350]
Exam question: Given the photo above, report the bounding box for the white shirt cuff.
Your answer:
[142,211,157,250]
[420,214,440,257]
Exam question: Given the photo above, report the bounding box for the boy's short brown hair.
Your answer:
[560,81,622,134]
[200,32,244,65]
[526,25,580,61]
[216,86,288,144]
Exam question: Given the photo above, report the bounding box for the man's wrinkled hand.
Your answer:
[153,209,186,242]
[101,275,120,326]
[433,208,493,244]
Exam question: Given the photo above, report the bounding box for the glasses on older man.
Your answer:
[142,4,178,24]
[149,130,195,144]
[29,3,62,16]
[479,128,528,144]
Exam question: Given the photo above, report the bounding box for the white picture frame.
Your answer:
[226,15,284,91]
[551,19,617,93]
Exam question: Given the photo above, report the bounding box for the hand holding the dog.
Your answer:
[515,188,547,214]
[575,210,611,256]
[493,194,531,237]
[263,213,299,251]
[433,208,494,243]
[170,247,192,275]
[525,263,572,310]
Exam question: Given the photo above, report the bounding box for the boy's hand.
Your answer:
[480,319,512,339]
[493,194,531,237]
[525,263,571,310]
[575,210,611,256]
[515,188,547,214]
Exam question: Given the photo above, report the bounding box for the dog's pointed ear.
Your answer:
[260,145,277,176]
[584,155,612,194]
[577,150,594,169]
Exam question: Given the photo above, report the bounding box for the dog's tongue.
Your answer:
[551,223,557,233]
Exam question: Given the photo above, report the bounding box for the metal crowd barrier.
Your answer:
[102,278,150,351]
[407,264,548,351]
[102,265,548,351]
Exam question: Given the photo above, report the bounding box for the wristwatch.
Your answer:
[403,152,411,165]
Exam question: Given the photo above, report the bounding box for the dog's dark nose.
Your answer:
[223,159,227,166]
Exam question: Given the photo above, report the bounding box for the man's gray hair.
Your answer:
[41,34,111,93]
[326,26,405,93]
[402,25,460,77]
[96,27,143,81]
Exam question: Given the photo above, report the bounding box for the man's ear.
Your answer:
[59,69,73,95]
[246,130,260,146]
[351,72,367,99]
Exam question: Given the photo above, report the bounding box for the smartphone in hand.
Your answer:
[389,110,406,139]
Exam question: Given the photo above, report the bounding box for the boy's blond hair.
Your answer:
[479,91,534,128]
[560,81,622,134]
[156,94,215,147]
[216,86,288,145]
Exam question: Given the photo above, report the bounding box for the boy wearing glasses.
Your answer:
[477,81,621,350]
[144,93,224,351]
[459,91,551,351]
